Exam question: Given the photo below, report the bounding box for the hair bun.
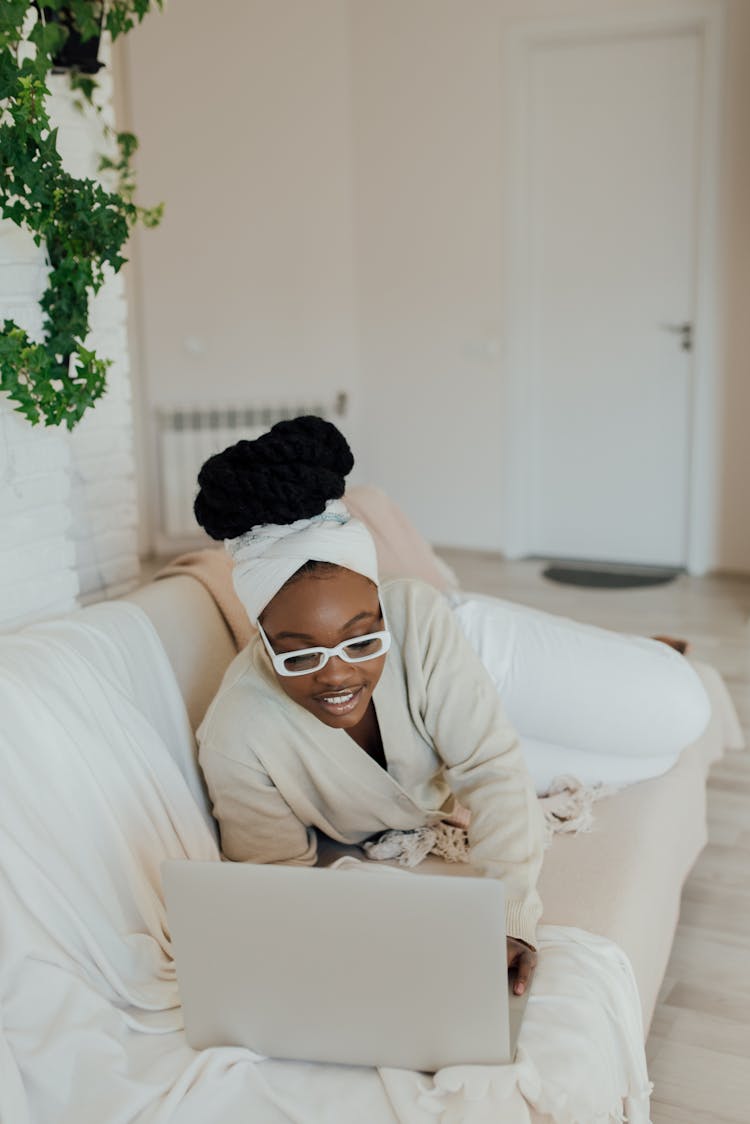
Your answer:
[194,414,354,540]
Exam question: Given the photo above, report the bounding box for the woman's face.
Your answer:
[258,567,387,729]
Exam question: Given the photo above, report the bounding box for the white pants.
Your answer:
[448,591,711,794]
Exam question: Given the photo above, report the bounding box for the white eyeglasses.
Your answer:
[257,605,392,677]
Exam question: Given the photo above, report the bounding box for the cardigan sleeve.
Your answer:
[199,743,318,866]
[413,586,544,948]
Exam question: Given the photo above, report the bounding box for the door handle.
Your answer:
[660,322,693,352]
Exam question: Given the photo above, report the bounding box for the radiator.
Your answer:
[156,397,348,544]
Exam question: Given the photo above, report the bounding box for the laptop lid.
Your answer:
[162,859,530,1072]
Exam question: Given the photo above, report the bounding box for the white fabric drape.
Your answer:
[0,603,652,1124]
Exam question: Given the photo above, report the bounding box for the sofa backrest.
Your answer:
[126,574,236,734]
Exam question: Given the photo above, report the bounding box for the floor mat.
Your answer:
[541,563,680,589]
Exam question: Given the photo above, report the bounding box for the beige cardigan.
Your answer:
[197,578,544,947]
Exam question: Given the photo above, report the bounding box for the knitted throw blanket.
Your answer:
[363,774,616,867]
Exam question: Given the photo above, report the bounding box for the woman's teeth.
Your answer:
[317,688,362,713]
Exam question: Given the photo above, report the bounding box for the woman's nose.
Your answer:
[316,654,357,687]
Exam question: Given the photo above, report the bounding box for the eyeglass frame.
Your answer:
[257,598,392,678]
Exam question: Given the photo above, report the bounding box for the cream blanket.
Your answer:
[0,603,652,1124]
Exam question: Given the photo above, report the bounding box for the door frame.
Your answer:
[500,1,725,576]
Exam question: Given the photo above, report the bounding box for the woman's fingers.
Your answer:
[513,948,536,995]
[507,937,537,995]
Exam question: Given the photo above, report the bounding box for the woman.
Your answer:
[194,416,543,995]
[193,415,711,997]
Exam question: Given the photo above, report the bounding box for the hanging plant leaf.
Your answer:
[0,1,164,430]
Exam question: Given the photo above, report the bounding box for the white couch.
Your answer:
[127,567,744,1041]
[2,522,743,1124]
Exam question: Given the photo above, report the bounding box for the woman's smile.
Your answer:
[314,685,366,716]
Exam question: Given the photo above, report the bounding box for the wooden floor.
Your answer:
[436,550,750,1124]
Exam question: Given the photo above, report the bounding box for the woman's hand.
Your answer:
[506,936,537,996]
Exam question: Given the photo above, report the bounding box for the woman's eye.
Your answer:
[284,652,319,669]
[347,638,379,654]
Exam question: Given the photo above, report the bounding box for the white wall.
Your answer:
[716,0,750,572]
[350,0,750,566]
[351,0,512,551]
[0,65,139,632]
[120,0,361,552]
[121,0,750,571]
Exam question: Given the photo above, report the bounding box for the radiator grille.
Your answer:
[156,397,347,543]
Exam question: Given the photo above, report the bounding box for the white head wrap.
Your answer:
[225,499,379,625]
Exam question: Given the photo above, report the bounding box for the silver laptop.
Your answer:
[162,859,533,1072]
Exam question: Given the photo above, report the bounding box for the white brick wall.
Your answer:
[0,57,139,632]
[0,397,79,630]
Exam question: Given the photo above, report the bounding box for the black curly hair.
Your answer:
[193,414,355,541]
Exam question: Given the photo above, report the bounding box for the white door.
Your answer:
[523,29,702,567]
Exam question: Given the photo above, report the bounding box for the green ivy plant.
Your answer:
[0,0,163,429]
